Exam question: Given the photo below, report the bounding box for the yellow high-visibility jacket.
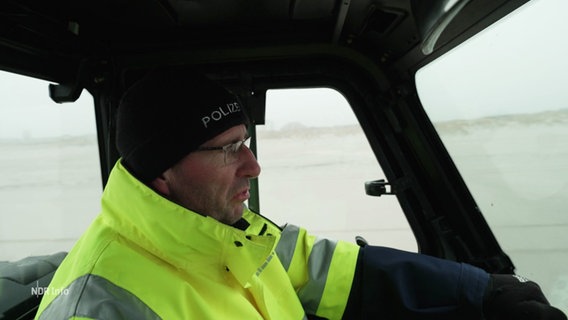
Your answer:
[35,161,359,319]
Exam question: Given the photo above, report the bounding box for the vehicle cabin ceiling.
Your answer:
[1,0,528,83]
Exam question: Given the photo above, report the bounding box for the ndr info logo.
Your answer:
[31,281,69,297]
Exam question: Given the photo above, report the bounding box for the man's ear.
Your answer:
[150,173,170,196]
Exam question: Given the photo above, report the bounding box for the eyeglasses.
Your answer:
[195,136,251,165]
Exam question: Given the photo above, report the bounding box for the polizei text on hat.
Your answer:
[201,102,241,128]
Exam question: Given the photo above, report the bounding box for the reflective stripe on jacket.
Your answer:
[35,160,359,319]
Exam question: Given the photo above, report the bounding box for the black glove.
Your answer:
[483,274,567,320]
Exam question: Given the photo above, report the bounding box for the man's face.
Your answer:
[151,124,261,225]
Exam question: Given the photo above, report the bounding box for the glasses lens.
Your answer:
[243,137,251,148]
[223,138,250,165]
[224,140,240,164]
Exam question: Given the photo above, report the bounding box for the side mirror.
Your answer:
[365,179,394,197]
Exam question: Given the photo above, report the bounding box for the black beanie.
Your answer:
[116,69,248,183]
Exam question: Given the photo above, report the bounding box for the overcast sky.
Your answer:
[0,0,566,138]
[417,0,568,122]
[0,76,97,139]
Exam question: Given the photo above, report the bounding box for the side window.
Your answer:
[256,88,417,252]
[416,0,568,313]
[0,71,101,261]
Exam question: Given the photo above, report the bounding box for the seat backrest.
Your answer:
[0,252,67,320]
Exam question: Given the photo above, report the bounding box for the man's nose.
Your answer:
[237,146,261,178]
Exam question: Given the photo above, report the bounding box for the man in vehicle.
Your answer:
[35,69,566,319]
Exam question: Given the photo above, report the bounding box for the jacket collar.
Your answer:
[100,161,278,287]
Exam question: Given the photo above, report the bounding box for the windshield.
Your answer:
[257,88,416,252]
[416,0,568,313]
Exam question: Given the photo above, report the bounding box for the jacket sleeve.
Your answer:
[342,245,489,320]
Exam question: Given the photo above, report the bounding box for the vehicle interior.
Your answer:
[1,0,567,318]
